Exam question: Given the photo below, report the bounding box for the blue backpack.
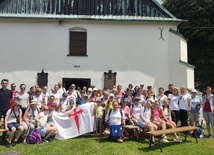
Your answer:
[192,124,204,138]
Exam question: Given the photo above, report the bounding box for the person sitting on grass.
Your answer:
[151,101,169,142]
[160,99,182,142]
[4,100,24,148]
[138,100,157,144]
[35,105,57,143]
[104,101,125,143]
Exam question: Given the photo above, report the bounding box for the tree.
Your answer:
[163,0,214,91]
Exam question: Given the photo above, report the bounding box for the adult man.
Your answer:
[0,79,12,141]
[58,81,66,94]
[42,86,50,105]
[10,83,18,109]
[104,101,125,143]
[164,84,174,96]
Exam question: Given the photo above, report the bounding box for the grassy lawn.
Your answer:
[0,133,213,155]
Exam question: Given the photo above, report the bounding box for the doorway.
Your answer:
[62,78,91,91]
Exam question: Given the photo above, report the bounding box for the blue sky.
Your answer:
[157,0,162,4]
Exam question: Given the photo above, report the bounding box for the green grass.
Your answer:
[0,134,213,155]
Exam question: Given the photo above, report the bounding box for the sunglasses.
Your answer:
[43,109,49,111]
[12,86,16,87]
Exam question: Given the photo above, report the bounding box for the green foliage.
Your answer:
[163,0,214,91]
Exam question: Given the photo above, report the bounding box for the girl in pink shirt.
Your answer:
[151,101,168,142]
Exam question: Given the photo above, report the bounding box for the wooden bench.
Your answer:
[147,126,198,152]
[124,125,140,140]
[0,129,6,133]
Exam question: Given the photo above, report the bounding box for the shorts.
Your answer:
[38,127,47,137]
[138,121,147,128]
[7,122,20,131]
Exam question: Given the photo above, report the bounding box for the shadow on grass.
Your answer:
[138,139,193,152]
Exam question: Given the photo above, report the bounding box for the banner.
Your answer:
[52,102,95,140]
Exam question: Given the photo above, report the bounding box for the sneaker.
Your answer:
[173,137,182,143]
[11,140,17,146]
[117,139,123,143]
[162,137,169,142]
[43,139,49,143]
[6,140,11,148]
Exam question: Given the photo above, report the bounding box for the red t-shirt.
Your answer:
[9,90,18,109]
[204,98,212,112]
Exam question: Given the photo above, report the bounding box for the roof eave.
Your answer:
[0,14,186,23]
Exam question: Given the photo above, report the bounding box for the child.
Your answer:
[160,99,182,142]
[4,100,24,148]
[35,105,57,142]
[94,98,104,136]
[151,101,168,142]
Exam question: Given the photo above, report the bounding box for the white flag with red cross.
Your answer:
[52,102,95,140]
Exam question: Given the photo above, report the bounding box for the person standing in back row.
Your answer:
[0,79,12,141]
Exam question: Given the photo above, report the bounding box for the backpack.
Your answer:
[108,109,123,121]
[28,129,42,144]
[192,124,204,138]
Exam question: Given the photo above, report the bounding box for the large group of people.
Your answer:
[0,78,213,147]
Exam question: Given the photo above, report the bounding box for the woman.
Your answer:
[33,88,44,109]
[47,95,58,111]
[156,87,167,109]
[120,99,134,125]
[151,101,168,142]
[59,93,73,112]
[190,89,202,126]
[202,86,214,137]
[4,100,24,148]
[138,100,157,143]
[160,99,182,142]
[16,84,29,116]
[131,97,142,125]
[168,87,180,125]
[179,86,191,127]
[35,105,57,142]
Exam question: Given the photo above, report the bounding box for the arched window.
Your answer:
[68,27,87,56]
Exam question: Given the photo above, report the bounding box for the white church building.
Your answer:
[0,0,194,91]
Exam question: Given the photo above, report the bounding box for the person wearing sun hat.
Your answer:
[4,100,24,148]
[22,99,40,144]
[190,89,202,126]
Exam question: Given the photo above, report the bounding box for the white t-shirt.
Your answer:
[163,107,169,119]
[136,94,146,105]
[131,104,142,119]
[179,94,191,110]
[156,95,167,109]
[6,109,22,124]
[138,107,151,123]
[60,99,70,112]
[33,94,43,109]
[51,93,62,106]
[168,94,180,111]
[105,109,125,126]
[16,92,29,108]
[38,112,48,127]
